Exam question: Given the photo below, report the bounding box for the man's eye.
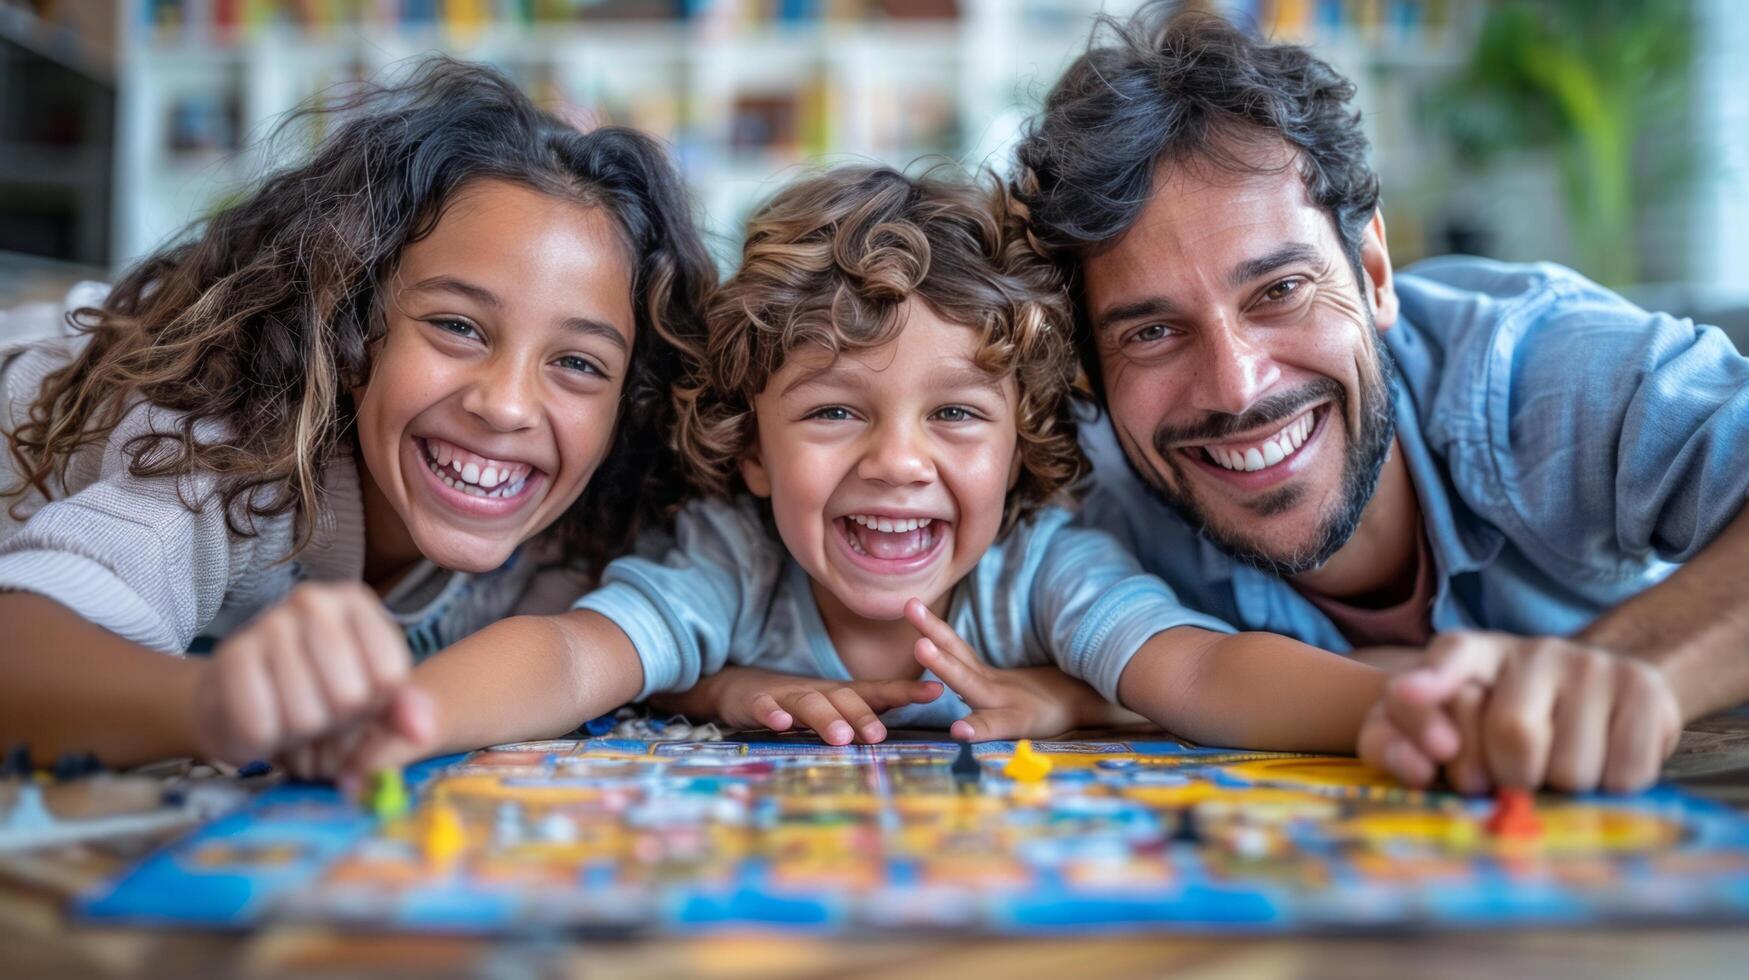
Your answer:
[1264,278,1304,302]
[1128,324,1168,345]
[808,406,854,422]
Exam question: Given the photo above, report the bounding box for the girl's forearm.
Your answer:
[1118,628,1386,753]
[415,610,645,754]
[0,593,204,766]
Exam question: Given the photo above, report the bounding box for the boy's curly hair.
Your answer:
[676,166,1083,527]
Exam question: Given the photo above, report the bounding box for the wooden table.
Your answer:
[7,712,1749,980]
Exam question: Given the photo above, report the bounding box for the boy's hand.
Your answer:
[1360,632,1682,794]
[904,598,1123,741]
[654,666,943,745]
[190,582,420,765]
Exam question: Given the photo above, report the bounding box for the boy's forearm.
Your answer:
[0,593,204,766]
[415,610,645,754]
[1118,628,1385,753]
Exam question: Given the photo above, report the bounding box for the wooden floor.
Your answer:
[7,711,1749,980]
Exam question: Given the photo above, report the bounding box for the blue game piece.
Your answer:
[5,783,54,831]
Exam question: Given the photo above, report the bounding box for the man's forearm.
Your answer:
[1578,505,1749,720]
[0,593,204,766]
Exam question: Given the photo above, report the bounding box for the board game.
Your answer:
[75,738,1749,935]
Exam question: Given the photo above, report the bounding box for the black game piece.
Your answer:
[1,744,31,778]
[237,760,273,779]
[952,742,981,788]
[52,751,103,781]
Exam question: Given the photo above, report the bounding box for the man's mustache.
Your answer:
[1153,378,1345,453]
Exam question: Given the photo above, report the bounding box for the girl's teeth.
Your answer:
[480,466,500,488]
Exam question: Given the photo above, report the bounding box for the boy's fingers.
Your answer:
[1398,635,1509,706]
[786,690,854,745]
[852,679,943,713]
[959,707,1026,743]
[904,598,979,662]
[750,693,793,732]
[825,688,886,743]
[1382,676,1461,762]
[1443,683,1491,796]
[915,638,992,705]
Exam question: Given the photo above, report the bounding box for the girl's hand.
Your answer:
[190,582,421,765]
[656,666,943,745]
[904,598,1126,741]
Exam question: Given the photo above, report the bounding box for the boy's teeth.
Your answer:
[847,514,934,532]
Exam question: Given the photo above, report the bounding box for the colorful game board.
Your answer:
[78,738,1749,934]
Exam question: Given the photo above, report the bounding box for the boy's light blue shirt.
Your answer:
[576,497,1234,726]
[1079,256,1749,651]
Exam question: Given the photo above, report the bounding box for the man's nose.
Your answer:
[1193,321,1280,418]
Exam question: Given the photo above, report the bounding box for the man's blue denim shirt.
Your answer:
[1078,256,1749,651]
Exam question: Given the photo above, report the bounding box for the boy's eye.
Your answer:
[931,405,980,423]
[806,406,855,422]
[554,354,604,378]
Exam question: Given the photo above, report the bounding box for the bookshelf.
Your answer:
[104,0,1476,269]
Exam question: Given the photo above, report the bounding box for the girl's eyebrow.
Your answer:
[409,275,626,352]
[409,274,500,308]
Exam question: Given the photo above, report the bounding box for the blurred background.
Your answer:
[1,0,1746,337]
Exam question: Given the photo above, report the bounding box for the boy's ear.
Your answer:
[739,437,772,498]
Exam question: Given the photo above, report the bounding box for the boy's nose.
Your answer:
[858,421,934,486]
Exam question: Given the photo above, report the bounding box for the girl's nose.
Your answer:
[461,356,538,432]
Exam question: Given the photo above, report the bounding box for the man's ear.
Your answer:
[1360,207,1399,333]
[739,437,772,498]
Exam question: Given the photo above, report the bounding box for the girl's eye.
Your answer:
[807,406,855,422]
[554,354,605,378]
[1263,277,1305,303]
[431,318,479,339]
[931,405,980,423]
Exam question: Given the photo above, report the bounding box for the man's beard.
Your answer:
[1126,339,1399,577]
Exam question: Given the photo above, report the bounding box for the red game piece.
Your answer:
[1486,788,1544,839]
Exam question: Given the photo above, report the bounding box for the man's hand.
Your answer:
[1358,631,1682,794]
[904,599,1137,741]
[652,666,942,745]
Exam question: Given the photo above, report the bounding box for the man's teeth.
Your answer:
[1200,413,1314,473]
[847,514,934,533]
[421,438,532,498]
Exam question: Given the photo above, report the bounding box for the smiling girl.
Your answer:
[0,59,713,769]
[331,167,1389,773]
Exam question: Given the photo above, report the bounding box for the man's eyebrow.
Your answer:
[407,275,500,309]
[1096,297,1175,334]
[562,317,629,353]
[1229,242,1322,288]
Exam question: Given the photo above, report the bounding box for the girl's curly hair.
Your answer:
[4,57,715,577]
[676,165,1083,527]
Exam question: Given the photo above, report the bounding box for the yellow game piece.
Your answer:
[422,803,467,870]
[1003,739,1053,782]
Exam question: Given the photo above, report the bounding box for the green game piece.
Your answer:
[366,768,409,820]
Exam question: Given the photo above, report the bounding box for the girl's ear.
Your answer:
[739,437,773,498]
